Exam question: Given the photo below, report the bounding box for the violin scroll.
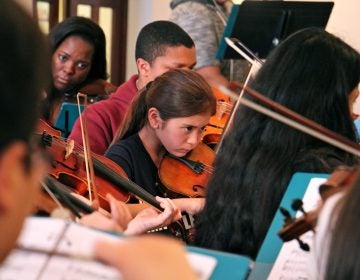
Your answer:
[277,166,359,249]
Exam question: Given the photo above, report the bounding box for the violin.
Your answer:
[36,174,95,218]
[278,166,358,244]
[202,86,233,149]
[158,142,215,198]
[64,79,117,104]
[37,119,162,212]
[157,142,215,243]
[37,119,195,242]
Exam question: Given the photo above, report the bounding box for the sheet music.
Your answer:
[0,217,217,280]
[267,178,327,280]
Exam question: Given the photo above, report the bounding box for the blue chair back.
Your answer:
[54,102,84,138]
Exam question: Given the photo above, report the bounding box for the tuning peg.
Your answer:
[291,199,307,216]
[297,238,310,252]
[279,205,310,252]
[279,206,292,221]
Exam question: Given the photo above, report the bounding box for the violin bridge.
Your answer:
[64,139,75,159]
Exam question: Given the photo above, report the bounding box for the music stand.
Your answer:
[217,1,334,60]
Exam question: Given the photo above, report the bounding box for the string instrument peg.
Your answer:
[291,199,306,216]
[279,206,310,252]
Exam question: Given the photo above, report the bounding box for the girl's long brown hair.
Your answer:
[112,69,216,143]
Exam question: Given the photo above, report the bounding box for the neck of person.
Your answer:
[136,75,153,91]
[138,125,166,167]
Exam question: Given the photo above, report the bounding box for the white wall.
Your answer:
[126,0,360,78]
[126,0,171,79]
[324,0,360,51]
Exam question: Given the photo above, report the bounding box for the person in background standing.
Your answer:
[170,0,251,87]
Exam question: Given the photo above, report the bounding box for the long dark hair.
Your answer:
[113,69,216,142]
[194,27,360,258]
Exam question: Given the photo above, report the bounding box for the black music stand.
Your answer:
[217,1,334,60]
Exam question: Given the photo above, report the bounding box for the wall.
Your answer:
[126,0,360,79]
[126,0,171,79]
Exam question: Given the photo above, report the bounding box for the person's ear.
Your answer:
[136,58,151,78]
[148,107,163,129]
[0,142,27,213]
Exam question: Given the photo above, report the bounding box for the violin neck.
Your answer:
[92,157,162,210]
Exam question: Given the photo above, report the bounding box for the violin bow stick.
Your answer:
[219,85,360,158]
[225,37,264,66]
[42,175,95,218]
[215,38,265,153]
[77,93,100,207]
[215,44,262,153]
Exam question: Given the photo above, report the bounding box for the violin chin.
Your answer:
[50,208,73,220]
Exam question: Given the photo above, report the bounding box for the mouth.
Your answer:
[175,149,191,156]
[57,76,69,85]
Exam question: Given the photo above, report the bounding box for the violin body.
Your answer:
[201,86,233,149]
[159,142,215,198]
[65,79,117,104]
[37,119,130,212]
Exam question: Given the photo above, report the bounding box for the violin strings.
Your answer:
[47,135,215,188]
[50,136,217,176]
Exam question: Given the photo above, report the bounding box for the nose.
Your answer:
[63,61,75,75]
[187,130,202,147]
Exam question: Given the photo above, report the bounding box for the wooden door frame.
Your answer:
[33,0,60,29]
[67,0,128,85]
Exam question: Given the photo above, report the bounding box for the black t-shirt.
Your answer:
[105,134,163,196]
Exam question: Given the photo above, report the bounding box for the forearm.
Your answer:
[172,198,205,215]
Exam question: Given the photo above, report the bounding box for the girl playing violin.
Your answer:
[194,27,360,259]
[79,68,214,239]
[105,68,216,197]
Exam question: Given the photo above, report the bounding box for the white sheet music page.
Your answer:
[0,217,217,280]
[267,177,327,280]
[0,217,122,280]
[187,252,217,280]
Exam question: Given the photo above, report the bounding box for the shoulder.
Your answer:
[170,2,214,26]
[105,134,144,177]
[106,134,142,157]
[85,75,138,117]
[311,192,344,279]
[293,148,357,174]
[112,75,137,99]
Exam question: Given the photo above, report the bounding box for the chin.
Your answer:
[171,151,188,158]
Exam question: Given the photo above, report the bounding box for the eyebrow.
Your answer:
[58,51,92,64]
[173,62,196,69]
